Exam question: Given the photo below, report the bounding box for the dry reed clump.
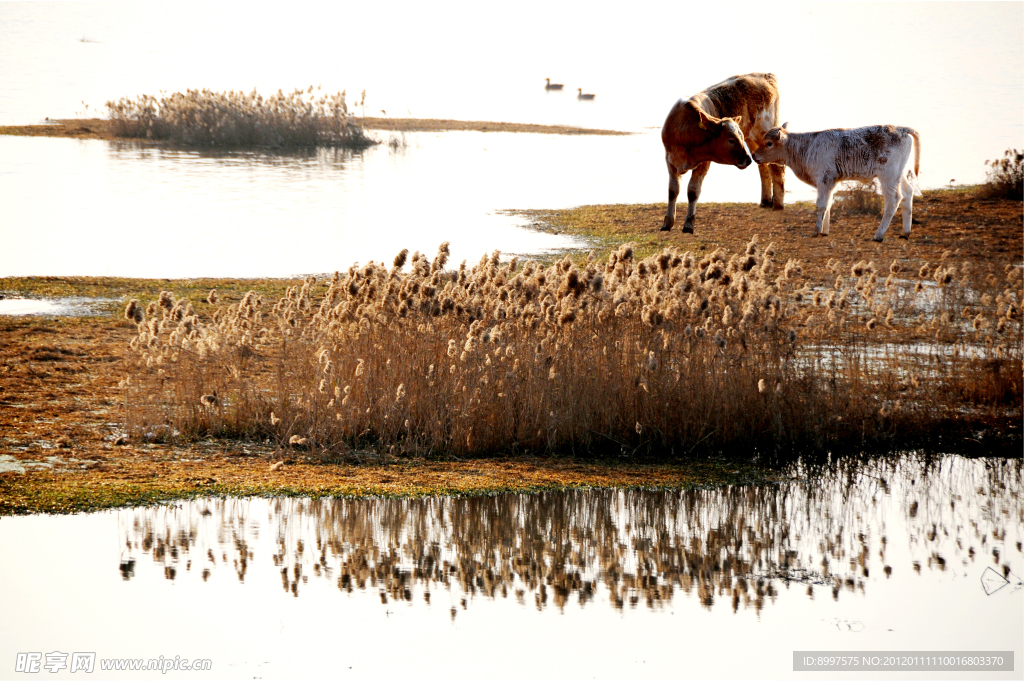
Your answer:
[120,241,1023,460]
[834,179,884,216]
[106,87,375,148]
[981,148,1024,200]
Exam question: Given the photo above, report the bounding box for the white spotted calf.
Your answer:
[751,124,921,241]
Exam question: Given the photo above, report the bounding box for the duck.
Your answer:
[545,78,564,91]
[577,88,595,100]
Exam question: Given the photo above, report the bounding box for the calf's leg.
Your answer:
[873,181,902,242]
[682,162,711,234]
[814,182,837,236]
[898,175,914,239]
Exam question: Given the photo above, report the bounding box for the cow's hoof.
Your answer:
[759,199,773,208]
[660,224,672,232]
[873,237,884,243]
[898,234,910,240]
[773,203,785,211]
[682,226,694,234]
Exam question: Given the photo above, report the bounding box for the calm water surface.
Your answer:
[1,455,1020,679]
[1,2,1021,278]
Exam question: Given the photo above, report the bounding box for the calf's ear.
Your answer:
[729,115,745,127]
[782,121,789,130]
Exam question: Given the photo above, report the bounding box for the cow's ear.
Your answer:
[782,121,789,130]
[730,115,745,128]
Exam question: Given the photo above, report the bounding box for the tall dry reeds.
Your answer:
[106,87,375,148]
[121,241,1023,460]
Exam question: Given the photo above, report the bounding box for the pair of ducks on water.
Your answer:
[545,78,595,99]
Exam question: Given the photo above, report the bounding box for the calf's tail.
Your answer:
[909,128,921,177]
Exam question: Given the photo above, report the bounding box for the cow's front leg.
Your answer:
[757,164,770,206]
[757,164,773,207]
[682,162,711,234]
[814,181,836,236]
[662,162,681,231]
[770,163,786,210]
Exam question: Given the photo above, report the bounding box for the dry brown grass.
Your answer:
[105,87,375,148]
[121,235,1022,461]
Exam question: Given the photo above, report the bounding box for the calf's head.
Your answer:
[751,123,789,165]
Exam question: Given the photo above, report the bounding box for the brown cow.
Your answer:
[661,73,785,232]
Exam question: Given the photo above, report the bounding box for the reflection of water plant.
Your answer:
[118,456,1022,615]
[105,87,376,149]
[120,239,1021,460]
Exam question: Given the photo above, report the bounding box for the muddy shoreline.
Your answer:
[0,117,630,142]
[1,189,1020,515]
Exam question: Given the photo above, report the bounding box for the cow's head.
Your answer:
[690,102,752,169]
[751,123,789,165]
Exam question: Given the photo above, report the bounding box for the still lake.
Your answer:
[0,455,1021,679]
[1,2,1022,278]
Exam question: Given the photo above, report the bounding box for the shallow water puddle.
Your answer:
[0,454,80,473]
[0,296,116,316]
[0,455,1020,679]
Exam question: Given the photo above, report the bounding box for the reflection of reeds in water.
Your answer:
[121,241,1022,459]
[117,456,1022,614]
[106,87,375,149]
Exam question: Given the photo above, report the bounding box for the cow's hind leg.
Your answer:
[770,163,786,210]
[873,181,902,242]
[662,159,681,231]
[757,164,773,207]
[682,162,711,234]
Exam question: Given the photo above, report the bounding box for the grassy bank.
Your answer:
[0,315,771,516]
[1,188,1019,515]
